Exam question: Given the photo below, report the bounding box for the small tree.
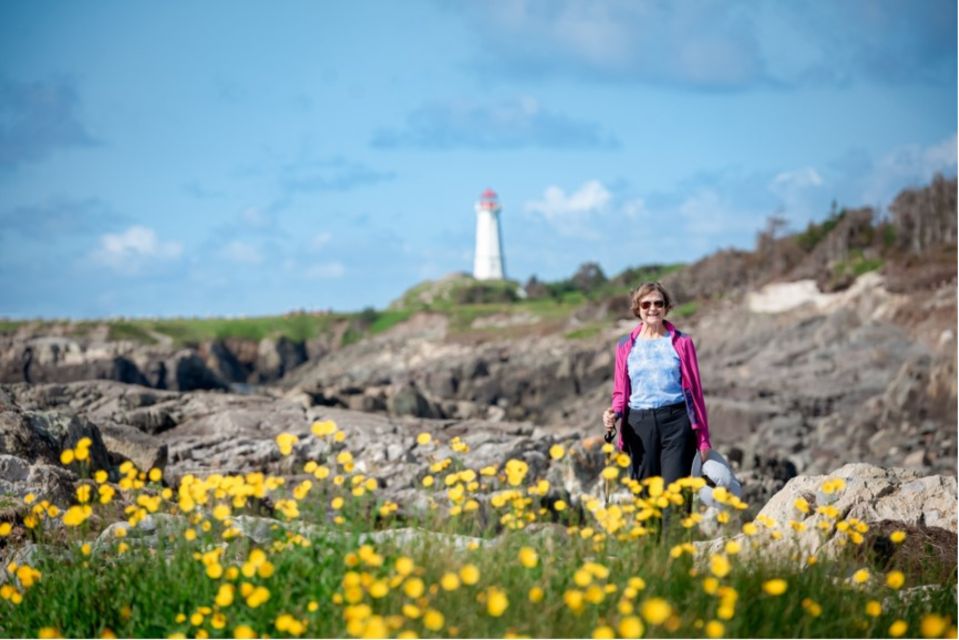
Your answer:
[570,262,607,292]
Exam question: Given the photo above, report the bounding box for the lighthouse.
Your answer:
[473,188,506,280]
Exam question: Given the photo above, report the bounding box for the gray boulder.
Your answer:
[698,463,957,564]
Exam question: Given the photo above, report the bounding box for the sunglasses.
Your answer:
[640,300,666,310]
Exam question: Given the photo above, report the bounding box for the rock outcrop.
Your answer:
[697,463,957,576]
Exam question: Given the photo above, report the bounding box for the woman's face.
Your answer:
[638,291,667,327]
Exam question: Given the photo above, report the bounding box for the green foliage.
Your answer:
[833,251,884,279]
[106,322,158,344]
[609,263,686,291]
[367,309,415,335]
[135,314,340,346]
[0,319,26,334]
[881,224,897,249]
[564,323,604,340]
[392,274,521,311]
[672,302,699,319]
[796,210,847,252]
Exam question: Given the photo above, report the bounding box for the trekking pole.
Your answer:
[603,422,617,508]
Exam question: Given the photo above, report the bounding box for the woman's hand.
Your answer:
[602,408,618,430]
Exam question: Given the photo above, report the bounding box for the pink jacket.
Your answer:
[610,320,712,452]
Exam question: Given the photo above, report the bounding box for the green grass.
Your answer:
[832,252,884,280]
[672,302,699,319]
[2,436,955,639]
[2,262,699,350]
[367,310,415,335]
[107,322,159,345]
[0,319,27,334]
[107,314,345,346]
[565,323,605,341]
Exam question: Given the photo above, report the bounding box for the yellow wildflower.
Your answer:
[422,610,444,632]
[311,420,337,437]
[215,584,234,607]
[886,570,905,589]
[504,459,529,486]
[763,579,787,596]
[275,432,298,456]
[459,564,480,585]
[640,598,672,625]
[529,586,544,603]
[709,554,731,578]
[801,598,822,617]
[403,577,425,599]
[486,587,508,617]
[563,590,584,613]
[706,620,724,638]
[549,444,565,460]
[889,620,908,638]
[369,580,388,598]
[920,614,948,638]
[865,600,881,617]
[395,556,414,576]
[820,477,846,494]
[245,585,270,608]
[518,547,538,569]
[592,626,615,639]
[573,569,592,587]
[440,573,460,591]
[234,625,257,639]
[416,432,431,446]
[890,530,907,543]
[62,505,92,527]
[618,616,644,639]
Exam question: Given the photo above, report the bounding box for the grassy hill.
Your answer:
[0,263,687,347]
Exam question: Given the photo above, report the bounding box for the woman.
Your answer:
[602,282,711,484]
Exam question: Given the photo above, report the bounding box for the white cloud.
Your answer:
[525,180,612,220]
[91,225,182,271]
[304,262,345,279]
[768,167,825,220]
[311,231,333,250]
[240,207,272,228]
[770,167,823,191]
[677,188,766,237]
[473,1,764,89]
[621,197,647,219]
[220,240,263,265]
[372,97,617,149]
[860,133,958,205]
[471,1,952,90]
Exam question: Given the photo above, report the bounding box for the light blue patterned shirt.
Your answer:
[627,336,685,410]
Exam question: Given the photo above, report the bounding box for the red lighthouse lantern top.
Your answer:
[478,188,500,211]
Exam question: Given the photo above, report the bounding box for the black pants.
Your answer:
[624,401,697,484]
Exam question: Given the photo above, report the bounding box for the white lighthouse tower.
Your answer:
[473,188,505,280]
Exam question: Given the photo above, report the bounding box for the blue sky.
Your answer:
[1,0,956,318]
